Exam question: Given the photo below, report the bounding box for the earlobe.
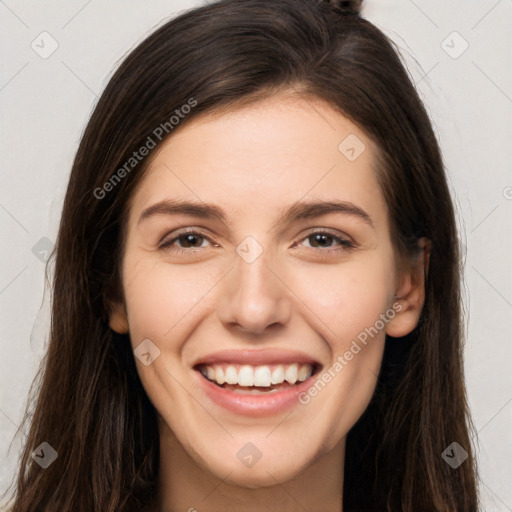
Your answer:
[108,301,129,334]
[386,238,430,338]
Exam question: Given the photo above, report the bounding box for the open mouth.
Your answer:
[195,362,321,394]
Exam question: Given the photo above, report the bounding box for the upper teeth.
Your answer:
[200,363,313,387]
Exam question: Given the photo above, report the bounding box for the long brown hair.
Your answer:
[3,0,479,510]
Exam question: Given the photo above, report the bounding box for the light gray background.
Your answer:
[1,0,511,509]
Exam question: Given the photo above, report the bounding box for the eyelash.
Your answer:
[158,228,355,255]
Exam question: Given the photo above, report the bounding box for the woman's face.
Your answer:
[110,92,422,486]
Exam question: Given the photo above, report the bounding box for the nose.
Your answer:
[216,248,292,336]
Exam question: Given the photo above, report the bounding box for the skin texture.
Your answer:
[109,92,426,512]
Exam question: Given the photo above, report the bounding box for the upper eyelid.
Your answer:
[160,227,216,242]
[159,226,229,246]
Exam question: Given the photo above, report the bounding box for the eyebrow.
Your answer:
[137,198,374,230]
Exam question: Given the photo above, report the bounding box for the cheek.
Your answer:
[287,253,393,440]
[121,255,222,343]
[288,253,395,348]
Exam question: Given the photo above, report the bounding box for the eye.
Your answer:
[158,228,355,255]
[159,229,218,253]
[294,230,355,252]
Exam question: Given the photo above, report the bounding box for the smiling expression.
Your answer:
[109,91,422,487]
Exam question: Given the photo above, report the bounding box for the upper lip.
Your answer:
[193,348,320,367]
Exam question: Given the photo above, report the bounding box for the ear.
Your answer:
[108,300,129,334]
[386,238,430,338]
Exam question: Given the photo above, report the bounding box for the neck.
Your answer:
[152,416,345,512]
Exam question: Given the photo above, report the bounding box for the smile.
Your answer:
[198,363,314,389]
[193,350,321,416]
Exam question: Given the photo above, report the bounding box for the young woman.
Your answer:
[3,0,479,510]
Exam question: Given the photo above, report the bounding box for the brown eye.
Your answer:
[159,230,217,252]
[308,233,336,248]
[299,230,354,251]
[176,233,206,248]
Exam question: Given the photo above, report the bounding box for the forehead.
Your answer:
[128,93,386,228]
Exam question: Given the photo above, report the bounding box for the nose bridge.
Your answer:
[217,236,291,334]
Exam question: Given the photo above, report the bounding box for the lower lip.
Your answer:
[195,371,316,417]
